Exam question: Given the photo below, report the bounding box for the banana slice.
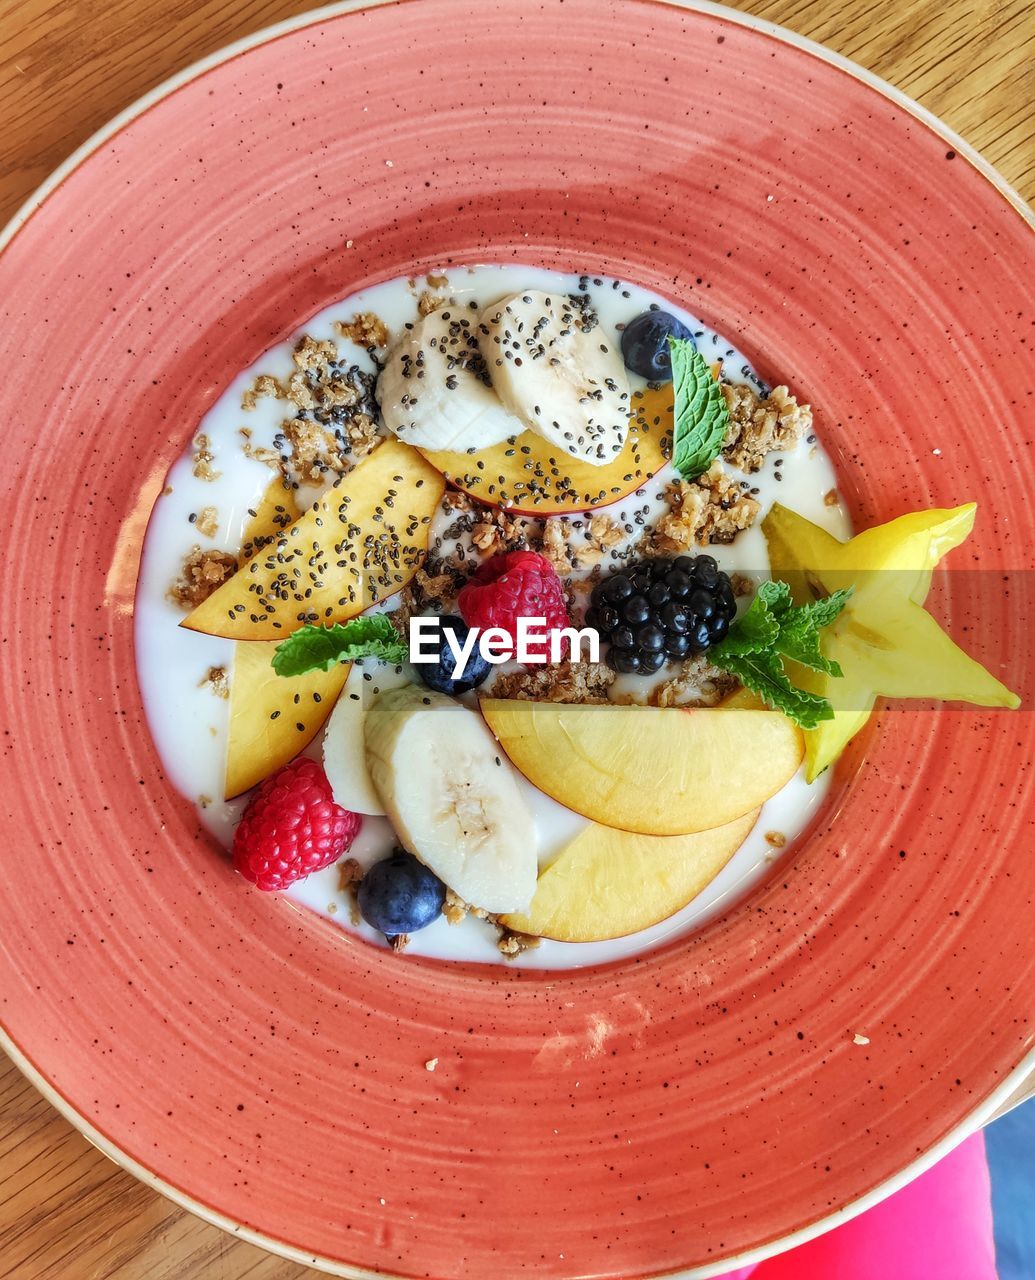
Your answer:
[364,686,537,913]
[322,660,411,816]
[479,291,631,466]
[377,307,526,452]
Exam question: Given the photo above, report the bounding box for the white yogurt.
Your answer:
[134,265,851,967]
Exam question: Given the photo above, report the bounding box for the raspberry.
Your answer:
[232,758,361,892]
[457,550,570,661]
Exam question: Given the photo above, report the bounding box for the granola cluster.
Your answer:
[334,312,390,352]
[645,657,738,708]
[198,665,230,699]
[167,546,237,608]
[240,332,383,489]
[654,462,761,551]
[441,891,541,959]
[490,661,615,704]
[721,382,811,473]
[191,433,220,482]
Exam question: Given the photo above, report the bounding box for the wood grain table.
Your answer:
[1,0,1033,1276]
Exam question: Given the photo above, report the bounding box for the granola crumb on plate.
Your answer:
[167,546,237,608]
[721,382,811,473]
[199,666,230,699]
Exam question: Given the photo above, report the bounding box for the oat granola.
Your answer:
[194,506,219,538]
[334,312,390,351]
[490,661,615,704]
[721,382,811,473]
[167,546,237,608]
[199,665,230,699]
[654,462,761,550]
[191,433,220,482]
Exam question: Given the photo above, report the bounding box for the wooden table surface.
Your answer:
[1,0,1033,1275]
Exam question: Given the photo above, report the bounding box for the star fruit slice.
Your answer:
[763,502,1020,781]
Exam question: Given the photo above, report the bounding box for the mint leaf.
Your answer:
[709,580,852,729]
[668,337,730,480]
[775,588,853,677]
[794,587,853,631]
[756,579,793,614]
[717,651,834,730]
[272,615,407,678]
[711,591,779,656]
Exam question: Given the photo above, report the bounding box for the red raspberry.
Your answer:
[232,758,361,892]
[457,550,570,661]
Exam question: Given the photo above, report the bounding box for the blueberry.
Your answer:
[620,310,695,380]
[630,570,652,593]
[666,634,691,659]
[415,614,490,695]
[598,604,619,631]
[648,581,670,607]
[612,625,635,649]
[639,649,667,674]
[358,849,446,937]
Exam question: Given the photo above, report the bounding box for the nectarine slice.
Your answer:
[225,641,350,798]
[224,480,350,798]
[183,439,444,640]
[501,810,758,942]
[480,700,804,835]
[417,384,672,514]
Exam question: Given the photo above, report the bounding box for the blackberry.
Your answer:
[587,556,737,675]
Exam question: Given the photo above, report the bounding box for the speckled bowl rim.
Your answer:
[1,2,1033,1277]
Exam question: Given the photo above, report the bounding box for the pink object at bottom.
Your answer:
[719,1134,996,1280]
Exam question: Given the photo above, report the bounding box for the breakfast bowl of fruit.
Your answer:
[1,1,1034,1276]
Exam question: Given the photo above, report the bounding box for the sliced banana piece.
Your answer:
[364,686,537,913]
[479,290,631,466]
[377,307,526,452]
[322,661,411,816]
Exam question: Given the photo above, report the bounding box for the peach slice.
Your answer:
[480,700,803,835]
[225,641,350,799]
[417,384,672,515]
[224,480,350,798]
[501,810,758,942]
[183,439,445,640]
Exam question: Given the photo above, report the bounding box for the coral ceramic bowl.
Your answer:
[1,1,1033,1276]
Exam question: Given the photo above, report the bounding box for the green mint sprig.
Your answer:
[272,614,407,678]
[668,336,730,481]
[710,581,853,729]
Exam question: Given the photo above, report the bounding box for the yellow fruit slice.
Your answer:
[479,700,803,835]
[501,810,758,942]
[418,384,671,514]
[225,641,350,799]
[183,439,445,640]
[224,480,351,798]
[763,502,1020,780]
[719,686,766,711]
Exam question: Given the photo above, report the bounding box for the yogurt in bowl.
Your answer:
[135,264,851,966]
